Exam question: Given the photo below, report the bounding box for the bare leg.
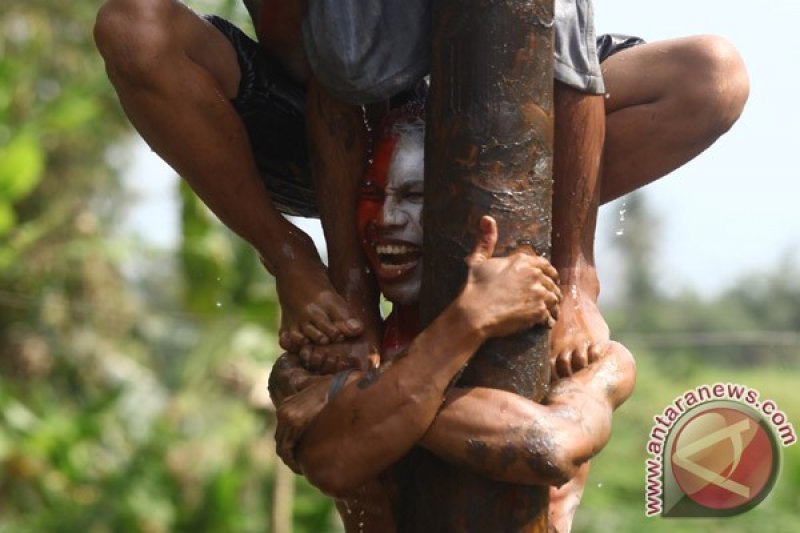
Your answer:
[547,340,636,531]
[94,0,359,342]
[601,35,749,203]
[547,36,748,523]
[248,0,382,365]
[549,36,749,377]
[549,462,590,533]
[550,82,609,377]
[303,79,383,368]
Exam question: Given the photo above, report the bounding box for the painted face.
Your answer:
[357,119,425,305]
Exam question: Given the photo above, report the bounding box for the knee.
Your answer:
[94,0,176,79]
[677,35,750,136]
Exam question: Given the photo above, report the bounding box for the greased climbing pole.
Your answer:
[409,1,555,531]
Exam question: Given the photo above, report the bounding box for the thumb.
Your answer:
[465,216,498,266]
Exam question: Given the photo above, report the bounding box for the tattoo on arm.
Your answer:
[357,365,386,390]
[355,347,407,390]
[328,369,354,399]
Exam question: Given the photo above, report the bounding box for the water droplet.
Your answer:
[215,302,222,308]
[614,201,627,236]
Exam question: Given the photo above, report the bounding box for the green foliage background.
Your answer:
[0,2,797,532]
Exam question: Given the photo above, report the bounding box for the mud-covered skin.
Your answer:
[277,217,562,494]
[271,126,629,531]
[271,341,636,532]
[271,107,611,533]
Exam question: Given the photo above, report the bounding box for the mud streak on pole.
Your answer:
[400,1,555,531]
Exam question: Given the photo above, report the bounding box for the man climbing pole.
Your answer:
[269,104,637,532]
[94,0,749,529]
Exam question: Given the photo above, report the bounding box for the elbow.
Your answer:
[548,450,581,487]
[301,457,366,498]
[518,432,583,487]
[530,447,579,488]
[297,442,373,498]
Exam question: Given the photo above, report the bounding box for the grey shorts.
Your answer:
[303,0,605,105]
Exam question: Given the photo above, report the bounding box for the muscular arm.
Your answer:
[273,218,560,497]
[420,341,636,486]
[291,299,486,497]
[272,340,633,493]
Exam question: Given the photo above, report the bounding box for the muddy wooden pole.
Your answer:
[409,0,555,530]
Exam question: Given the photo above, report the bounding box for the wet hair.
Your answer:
[376,78,428,141]
[363,79,428,183]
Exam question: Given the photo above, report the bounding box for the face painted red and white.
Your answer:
[357,113,425,306]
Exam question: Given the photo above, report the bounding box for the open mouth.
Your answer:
[372,242,422,283]
[376,243,422,269]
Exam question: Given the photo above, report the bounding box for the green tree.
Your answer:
[1,2,336,531]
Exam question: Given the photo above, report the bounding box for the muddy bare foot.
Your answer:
[275,257,364,352]
[299,336,381,374]
[550,275,609,380]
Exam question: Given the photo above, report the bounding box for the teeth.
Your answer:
[376,244,419,255]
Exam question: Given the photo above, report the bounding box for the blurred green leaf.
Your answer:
[46,93,101,131]
[0,134,44,201]
[0,201,15,235]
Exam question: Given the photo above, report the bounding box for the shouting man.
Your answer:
[270,105,637,532]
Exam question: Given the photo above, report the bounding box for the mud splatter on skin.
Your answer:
[497,443,518,472]
[546,380,582,400]
[466,439,490,467]
[522,420,561,479]
[549,405,581,423]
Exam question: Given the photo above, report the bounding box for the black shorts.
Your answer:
[206,15,317,217]
[207,15,643,218]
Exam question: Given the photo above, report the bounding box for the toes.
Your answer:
[308,348,324,371]
[320,353,340,375]
[279,331,293,350]
[299,345,313,368]
[306,305,341,340]
[320,294,363,337]
[555,351,573,379]
[289,328,308,350]
[571,343,590,373]
[342,318,364,337]
[301,322,330,345]
[332,322,349,343]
